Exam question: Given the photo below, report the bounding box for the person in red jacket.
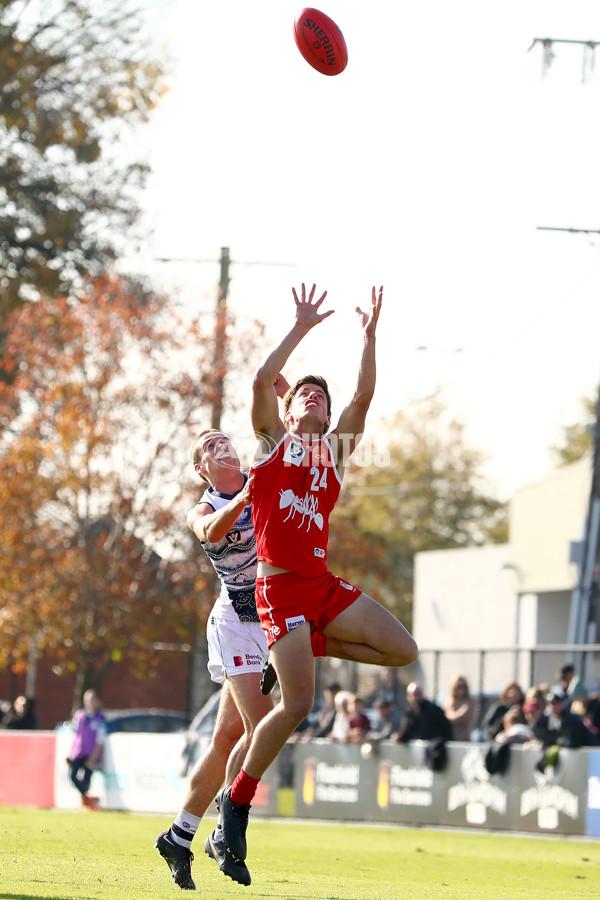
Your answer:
[217,283,417,868]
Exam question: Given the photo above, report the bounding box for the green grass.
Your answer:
[0,807,598,900]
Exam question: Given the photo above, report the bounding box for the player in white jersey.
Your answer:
[155,428,275,890]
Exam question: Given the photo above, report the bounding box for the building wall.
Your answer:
[0,649,194,730]
[414,544,515,650]
[510,456,591,594]
[413,544,518,696]
[412,459,594,697]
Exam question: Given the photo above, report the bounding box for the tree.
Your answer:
[0,275,234,707]
[551,392,597,466]
[0,0,166,313]
[328,400,508,627]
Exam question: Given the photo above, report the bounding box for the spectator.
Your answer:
[366,699,402,741]
[494,705,532,745]
[67,689,107,809]
[484,705,533,776]
[2,695,38,730]
[546,691,598,748]
[482,681,525,739]
[557,663,587,705]
[587,695,600,733]
[330,690,352,743]
[442,675,477,741]
[396,683,453,743]
[522,697,554,748]
[347,695,371,743]
[364,666,401,707]
[570,696,600,742]
[310,682,341,739]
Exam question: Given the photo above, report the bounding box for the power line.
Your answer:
[537,226,600,235]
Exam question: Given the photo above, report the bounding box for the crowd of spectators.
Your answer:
[291,663,600,751]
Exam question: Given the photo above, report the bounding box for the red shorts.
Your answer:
[255,570,362,649]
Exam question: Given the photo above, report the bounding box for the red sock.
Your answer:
[311,631,327,657]
[230,768,260,806]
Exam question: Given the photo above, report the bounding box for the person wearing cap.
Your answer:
[366,697,402,741]
[522,697,553,748]
[545,692,599,748]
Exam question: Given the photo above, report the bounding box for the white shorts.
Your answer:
[206,603,268,684]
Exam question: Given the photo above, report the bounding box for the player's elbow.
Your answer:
[253,366,274,393]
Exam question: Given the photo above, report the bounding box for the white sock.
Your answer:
[170,809,201,849]
[214,815,223,839]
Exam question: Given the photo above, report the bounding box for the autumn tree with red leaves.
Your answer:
[0,276,229,706]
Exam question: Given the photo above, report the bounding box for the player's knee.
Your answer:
[212,720,243,757]
[281,689,314,727]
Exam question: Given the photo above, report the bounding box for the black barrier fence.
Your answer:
[293,740,600,837]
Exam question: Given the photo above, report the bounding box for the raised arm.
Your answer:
[331,286,382,477]
[251,283,333,440]
[187,476,253,544]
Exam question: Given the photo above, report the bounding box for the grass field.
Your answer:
[0,807,599,900]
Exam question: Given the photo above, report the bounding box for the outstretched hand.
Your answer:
[355,285,383,337]
[292,283,335,330]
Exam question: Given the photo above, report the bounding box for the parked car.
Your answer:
[180,690,223,775]
[104,709,190,734]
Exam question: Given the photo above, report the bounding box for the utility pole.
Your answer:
[536,228,600,664]
[156,248,295,430]
[157,246,230,430]
[212,246,230,429]
[568,379,600,666]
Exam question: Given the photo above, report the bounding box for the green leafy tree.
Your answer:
[552,393,597,466]
[0,0,166,313]
[328,400,508,627]
[0,275,228,706]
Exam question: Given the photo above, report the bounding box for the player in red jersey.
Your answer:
[217,283,418,865]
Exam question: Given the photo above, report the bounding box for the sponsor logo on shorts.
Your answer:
[233,655,243,667]
[314,547,326,558]
[340,580,353,590]
[270,625,281,637]
[285,615,306,632]
[245,653,262,665]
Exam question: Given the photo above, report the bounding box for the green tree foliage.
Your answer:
[551,392,597,466]
[0,0,166,313]
[0,275,224,705]
[328,400,508,627]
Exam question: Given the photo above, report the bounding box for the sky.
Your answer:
[124,1,600,500]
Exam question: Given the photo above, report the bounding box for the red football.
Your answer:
[293,8,348,77]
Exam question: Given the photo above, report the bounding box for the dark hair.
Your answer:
[283,376,332,431]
